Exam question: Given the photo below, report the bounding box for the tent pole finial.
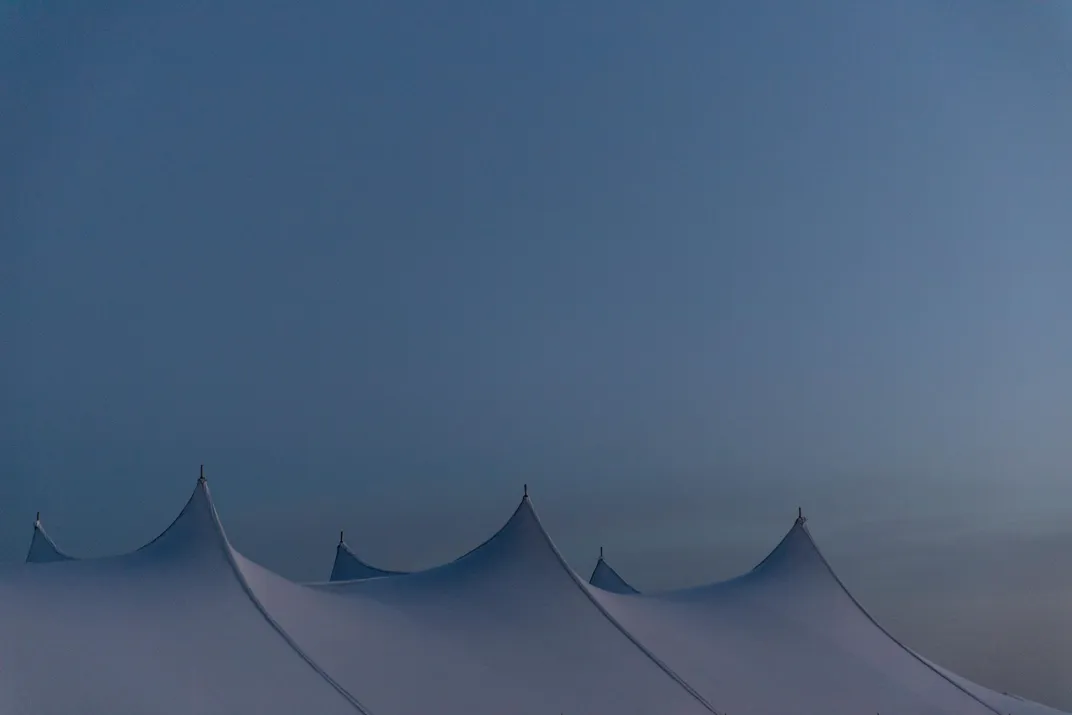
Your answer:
[600,545,603,559]
[199,464,205,484]
[523,483,528,498]
[339,530,344,545]
[35,511,40,524]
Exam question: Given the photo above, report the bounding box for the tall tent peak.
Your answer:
[746,512,829,579]
[396,490,569,580]
[130,473,232,560]
[27,479,228,563]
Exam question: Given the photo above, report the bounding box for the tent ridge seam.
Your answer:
[527,501,726,715]
[800,524,1003,715]
[204,484,374,715]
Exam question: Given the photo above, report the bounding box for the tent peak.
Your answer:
[35,511,41,526]
[198,464,206,485]
[523,483,528,499]
[796,506,806,525]
[589,552,640,595]
[339,530,345,546]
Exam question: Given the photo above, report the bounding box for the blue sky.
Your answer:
[3,0,1071,706]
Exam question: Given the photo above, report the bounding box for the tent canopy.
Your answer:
[6,479,1066,715]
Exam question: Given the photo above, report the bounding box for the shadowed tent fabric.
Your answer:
[3,484,1068,715]
[588,548,639,594]
[328,536,406,582]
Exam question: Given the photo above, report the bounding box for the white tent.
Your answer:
[5,478,1067,715]
[588,515,1068,715]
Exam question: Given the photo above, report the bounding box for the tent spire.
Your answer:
[339,530,345,546]
[198,464,206,485]
[35,511,40,525]
[796,506,806,525]
[599,546,604,559]
[523,483,528,498]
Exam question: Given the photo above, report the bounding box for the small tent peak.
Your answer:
[589,553,640,594]
[329,537,406,581]
[26,516,74,563]
[198,464,206,485]
[795,506,807,525]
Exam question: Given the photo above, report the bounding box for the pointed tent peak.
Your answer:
[523,483,528,499]
[329,537,406,581]
[26,516,74,563]
[599,545,604,560]
[745,506,843,584]
[339,530,345,546]
[132,471,231,558]
[427,487,568,578]
[198,464,206,484]
[589,554,640,594]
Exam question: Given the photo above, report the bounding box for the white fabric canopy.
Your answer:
[6,479,1066,715]
[588,519,1067,715]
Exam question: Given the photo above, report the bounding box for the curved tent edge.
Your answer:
[793,519,1004,715]
[328,540,407,582]
[194,478,374,714]
[521,496,725,715]
[314,489,727,714]
[310,492,536,591]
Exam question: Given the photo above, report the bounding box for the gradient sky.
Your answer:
[3,0,1072,707]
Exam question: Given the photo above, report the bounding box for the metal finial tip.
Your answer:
[35,511,40,523]
[198,464,206,483]
[339,530,344,545]
[600,546,604,559]
[523,483,528,498]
